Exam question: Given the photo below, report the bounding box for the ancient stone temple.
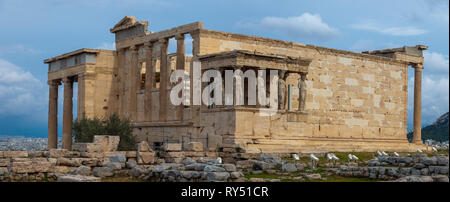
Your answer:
[45,16,426,153]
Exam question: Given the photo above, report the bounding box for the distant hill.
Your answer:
[407,112,449,142]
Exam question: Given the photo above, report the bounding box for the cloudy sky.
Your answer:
[0,0,448,137]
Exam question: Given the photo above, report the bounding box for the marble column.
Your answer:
[62,77,73,150]
[159,38,169,122]
[129,46,138,121]
[48,80,59,149]
[175,34,185,121]
[412,64,423,144]
[144,42,153,122]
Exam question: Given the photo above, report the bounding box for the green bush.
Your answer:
[73,113,136,151]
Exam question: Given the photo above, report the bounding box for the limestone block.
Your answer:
[164,143,182,151]
[52,166,77,174]
[93,136,120,152]
[8,161,54,173]
[56,158,82,167]
[138,141,152,152]
[46,149,70,158]
[72,143,103,153]
[137,152,155,164]
[185,142,203,152]
[0,158,9,167]
[3,151,28,158]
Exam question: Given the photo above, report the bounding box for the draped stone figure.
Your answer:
[278,71,287,110]
[298,72,307,111]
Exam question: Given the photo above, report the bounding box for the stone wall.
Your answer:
[194,29,414,152]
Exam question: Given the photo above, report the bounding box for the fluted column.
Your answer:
[159,38,169,122]
[175,34,185,121]
[144,42,153,122]
[412,64,423,144]
[48,80,59,149]
[62,77,73,150]
[129,45,138,121]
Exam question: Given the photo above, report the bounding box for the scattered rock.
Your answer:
[72,166,91,176]
[103,162,122,170]
[57,175,101,182]
[281,163,297,172]
[205,172,230,181]
[109,154,126,164]
[249,178,265,182]
[204,165,226,172]
[93,167,114,177]
[126,159,137,169]
[305,174,321,180]
[129,166,144,177]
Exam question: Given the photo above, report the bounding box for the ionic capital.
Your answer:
[47,80,60,86]
[413,63,424,70]
[158,38,169,44]
[62,77,72,83]
[175,34,185,41]
[129,45,138,52]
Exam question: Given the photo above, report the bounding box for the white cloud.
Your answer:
[97,42,115,50]
[238,13,340,41]
[0,59,46,117]
[423,51,449,73]
[0,44,41,55]
[408,75,449,126]
[407,51,449,127]
[351,21,428,36]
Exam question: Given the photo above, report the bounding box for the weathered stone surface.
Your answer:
[109,154,126,164]
[2,151,28,158]
[57,175,101,182]
[205,172,230,181]
[281,163,297,172]
[253,161,274,170]
[8,161,54,173]
[94,136,120,152]
[164,143,181,152]
[0,158,9,167]
[126,159,137,169]
[72,143,102,153]
[249,178,265,182]
[221,164,236,172]
[73,166,91,176]
[181,157,196,165]
[138,141,152,152]
[185,142,203,152]
[137,152,155,164]
[305,174,321,180]
[395,175,433,182]
[93,167,114,177]
[57,158,82,167]
[185,163,207,171]
[103,162,123,170]
[47,149,70,158]
[230,171,243,179]
[52,166,77,174]
[204,165,226,172]
[431,175,449,182]
[129,166,144,177]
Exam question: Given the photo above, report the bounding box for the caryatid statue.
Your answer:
[298,72,307,111]
[277,71,287,110]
